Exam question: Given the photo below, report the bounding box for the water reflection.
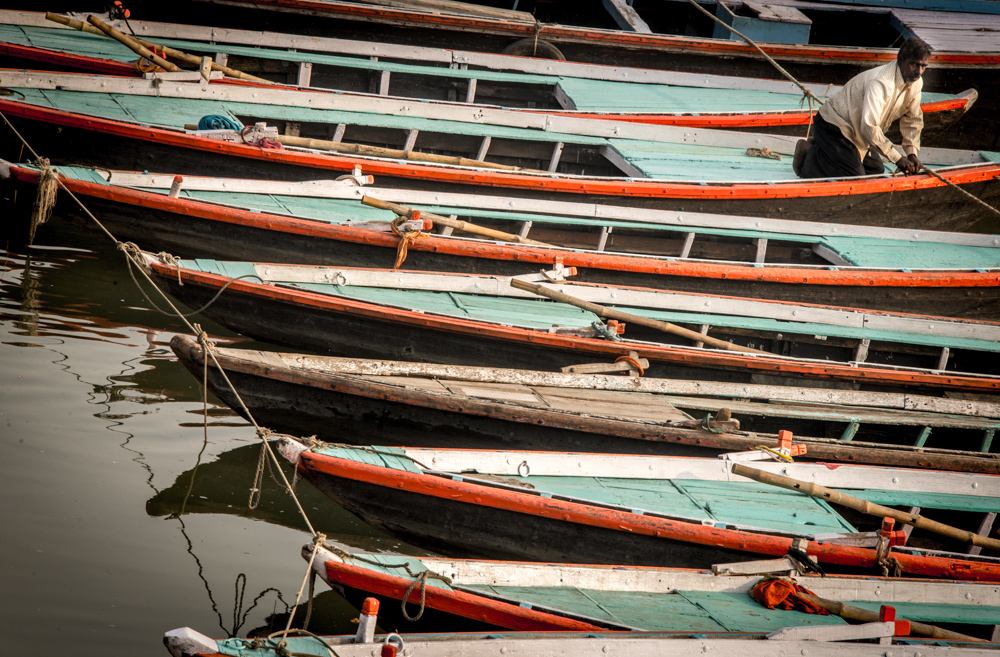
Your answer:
[0,216,410,654]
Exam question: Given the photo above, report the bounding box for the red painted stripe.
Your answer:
[12,164,996,288]
[0,43,136,76]
[148,262,1000,392]
[300,452,1000,581]
[4,98,998,202]
[323,562,606,631]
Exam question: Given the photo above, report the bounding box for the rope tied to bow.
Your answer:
[29,158,58,245]
[390,213,427,268]
[592,320,622,342]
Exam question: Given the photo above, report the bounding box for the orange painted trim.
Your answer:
[148,262,1000,392]
[300,451,1000,582]
[323,562,606,631]
[5,99,998,203]
[19,165,998,289]
[236,0,1000,67]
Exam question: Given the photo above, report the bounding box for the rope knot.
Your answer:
[591,320,622,342]
[390,213,427,269]
[746,146,781,161]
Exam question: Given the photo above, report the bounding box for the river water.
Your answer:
[0,209,418,656]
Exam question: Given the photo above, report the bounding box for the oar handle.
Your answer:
[361,196,552,246]
[732,462,1000,550]
[510,278,769,355]
[86,15,182,73]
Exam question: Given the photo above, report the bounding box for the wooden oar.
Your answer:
[797,592,987,643]
[46,13,269,83]
[732,462,1000,551]
[509,279,770,355]
[276,135,545,173]
[85,15,182,73]
[361,196,552,246]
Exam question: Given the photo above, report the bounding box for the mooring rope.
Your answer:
[28,157,58,245]
[0,108,327,627]
[682,0,824,108]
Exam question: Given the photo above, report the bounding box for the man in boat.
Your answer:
[793,37,931,180]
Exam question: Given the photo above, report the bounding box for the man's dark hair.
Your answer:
[898,37,931,62]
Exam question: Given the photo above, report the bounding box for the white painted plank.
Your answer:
[399,447,1000,496]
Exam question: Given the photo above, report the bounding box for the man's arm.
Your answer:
[897,88,923,174]
[859,81,903,164]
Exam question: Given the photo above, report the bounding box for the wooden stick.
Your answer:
[277,135,544,173]
[732,462,1000,550]
[85,15,182,73]
[361,196,551,246]
[509,279,770,355]
[797,592,987,644]
[46,13,270,83]
[130,36,270,83]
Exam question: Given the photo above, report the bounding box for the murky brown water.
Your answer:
[0,210,416,656]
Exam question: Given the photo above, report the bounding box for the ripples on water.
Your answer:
[0,208,413,656]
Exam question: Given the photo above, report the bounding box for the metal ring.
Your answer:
[517,460,530,477]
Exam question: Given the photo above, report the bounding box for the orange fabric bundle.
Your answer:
[750,577,830,615]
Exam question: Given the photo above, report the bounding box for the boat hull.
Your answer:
[149,263,1000,394]
[7,169,999,320]
[169,335,1000,474]
[3,104,999,233]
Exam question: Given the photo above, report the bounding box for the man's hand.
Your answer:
[896,153,922,175]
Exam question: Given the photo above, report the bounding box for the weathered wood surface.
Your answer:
[891,8,1000,52]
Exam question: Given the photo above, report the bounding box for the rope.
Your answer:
[390,214,427,269]
[29,157,58,245]
[683,0,824,108]
[754,444,795,462]
[591,320,622,342]
[919,164,1000,219]
[401,570,432,621]
[199,114,244,131]
[699,412,725,434]
[249,429,273,509]
[614,354,645,376]
[746,146,781,161]
[0,103,323,570]
[276,535,328,647]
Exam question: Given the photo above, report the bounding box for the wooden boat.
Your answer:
[168,335,1000,473]
[143,254,1000,393]
[0,11,978,143]
[163,626,1000,657]
[157,0,1000,150]
[1,69,998,230]
[276,437,1000,580]
[305,542,1000,638]
[8,162,999,318]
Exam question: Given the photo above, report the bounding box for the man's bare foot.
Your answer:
[793,138,812,177]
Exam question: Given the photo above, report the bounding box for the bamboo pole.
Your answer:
[732,463,1000,551]
[85,15,182,73]
[46,13,270,83]
[509,278,770,355]
[276,135,544,173]
[797,592,988,644]
[361,196,552,246]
